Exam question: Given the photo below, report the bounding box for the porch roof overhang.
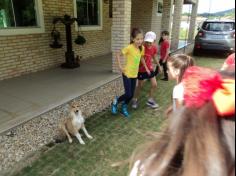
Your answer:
[184,0,197,4]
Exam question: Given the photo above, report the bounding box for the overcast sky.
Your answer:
[183,0,235,13]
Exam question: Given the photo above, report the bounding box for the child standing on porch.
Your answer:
[111,28,145,118]
[159,31,170,81]
[132,31,161,109]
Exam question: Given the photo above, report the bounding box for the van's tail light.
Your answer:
[198,31,205,37]
[196,44,201,49]
[231,32,235,38]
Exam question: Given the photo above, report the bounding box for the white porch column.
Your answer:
[171,0,184,50]
[161,0,174,32]
[112,0,132,73]
[188,0,199,43]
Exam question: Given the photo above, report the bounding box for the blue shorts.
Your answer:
[137,71,155,80]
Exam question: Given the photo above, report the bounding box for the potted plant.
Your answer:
[74,34,86,45]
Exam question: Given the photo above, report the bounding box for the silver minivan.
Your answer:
[193,19,235,55]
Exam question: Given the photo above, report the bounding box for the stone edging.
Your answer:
[0,77,123,173]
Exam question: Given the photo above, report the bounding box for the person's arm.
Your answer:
[153,54,162,73]
[116,50,125,73]
[173,84,184,110]
[163,42,170,63]
[174,98,184,109]
[129,160,141,176]
[141,57,151,75]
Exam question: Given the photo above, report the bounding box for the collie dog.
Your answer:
[60,102,93,144]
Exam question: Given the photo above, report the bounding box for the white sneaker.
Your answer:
[146,98,159,109]
[132,99,138,109]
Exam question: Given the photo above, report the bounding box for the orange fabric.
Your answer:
[213,79,235,116]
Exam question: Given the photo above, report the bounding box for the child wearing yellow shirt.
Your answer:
[111,28,146,118]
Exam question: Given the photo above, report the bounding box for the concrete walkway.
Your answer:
[0,54,120,134]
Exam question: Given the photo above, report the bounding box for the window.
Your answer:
[0,0,44,35]
[157,0,163,16]
[74,0,103,31]
[202,22,235,32]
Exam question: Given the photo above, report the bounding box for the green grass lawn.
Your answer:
[11,55,224,176]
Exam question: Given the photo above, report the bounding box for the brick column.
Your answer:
[188,0,199,43]
[112,0,132,73]
[161,0,174,32]
[171,0,184,50]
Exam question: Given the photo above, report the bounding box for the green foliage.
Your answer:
[182,12,191,16]
[179,28,188,40]
[0,0,12,28]
[198,8,235,19]
[74,35,86,45]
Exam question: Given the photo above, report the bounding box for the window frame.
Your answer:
[0,0,45,36]
[73,0,103,31]
[156,0,163,17]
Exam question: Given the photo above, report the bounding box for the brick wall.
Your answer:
[161,0,173,32]
[131,0,153,33]
[131,0,162,42]
[151,0,162,42]
[111,0,132,73]
[111,0,163,73]
[0,0,112,81]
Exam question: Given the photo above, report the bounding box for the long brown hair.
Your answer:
[168,54,195,83]
[129,71,235,176]
[159,31,170,45]
[130,28,143,52]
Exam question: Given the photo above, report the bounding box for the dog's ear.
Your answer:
[65,104,70,109]
[70,101,78,108]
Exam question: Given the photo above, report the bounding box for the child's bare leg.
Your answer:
[149,77,157,99]
[133,80,144,100]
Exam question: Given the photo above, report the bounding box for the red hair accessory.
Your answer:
[183,66,235,116]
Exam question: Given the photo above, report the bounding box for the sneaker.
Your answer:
[111,97,118,115]
[121,103,130,118]
[146,98,159,109]
[132,99,138,109]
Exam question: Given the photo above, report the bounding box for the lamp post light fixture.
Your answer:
[50,14,85,69]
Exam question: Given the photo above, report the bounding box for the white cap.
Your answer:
[144,31,157,43]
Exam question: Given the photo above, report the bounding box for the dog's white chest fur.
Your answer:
[62,106,92,144]
[72,112,85,128]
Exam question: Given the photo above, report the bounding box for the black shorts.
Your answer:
[137,71,155,80]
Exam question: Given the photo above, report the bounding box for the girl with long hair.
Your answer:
[111,28,145,118]
[129,66,235,176]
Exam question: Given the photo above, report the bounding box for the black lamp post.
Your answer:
[51,14,80,68]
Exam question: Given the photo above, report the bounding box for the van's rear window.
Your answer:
[202,22,235,31]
